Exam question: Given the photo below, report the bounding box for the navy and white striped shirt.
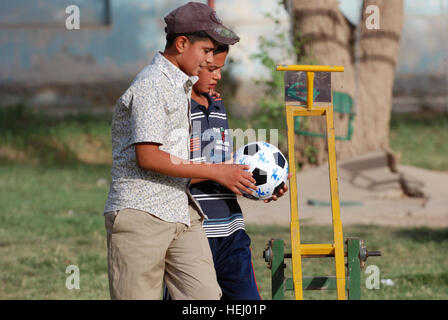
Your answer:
[189,93,245,237]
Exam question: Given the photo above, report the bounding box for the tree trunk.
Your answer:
[290,0,404,167]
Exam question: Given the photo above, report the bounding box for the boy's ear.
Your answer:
[174,35,190,54]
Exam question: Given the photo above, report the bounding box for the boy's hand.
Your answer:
[263,173,293,203]
[209,88,221,98]
[214,164,257,196]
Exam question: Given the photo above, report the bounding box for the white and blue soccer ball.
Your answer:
[233,142,289,200]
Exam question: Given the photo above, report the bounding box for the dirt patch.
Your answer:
[0,146,38,165]
[69,135,112,165]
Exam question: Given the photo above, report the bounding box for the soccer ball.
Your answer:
[233,142,289,200]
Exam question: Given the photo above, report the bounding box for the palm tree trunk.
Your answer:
[290,0,404,167]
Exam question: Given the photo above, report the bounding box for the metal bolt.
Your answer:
[263,240,273,269]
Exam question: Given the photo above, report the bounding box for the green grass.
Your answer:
[248,224,448,300]
[0,104,112,166]
[1,105,447,299]
[0,163,111,299]
[389,112,448,171]
[1,164,447,300]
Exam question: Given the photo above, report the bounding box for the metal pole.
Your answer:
[347,238,361,300]
[271,239,286,300]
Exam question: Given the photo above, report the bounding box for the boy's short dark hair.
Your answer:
[165,31,214,49]
[214,44,229,55]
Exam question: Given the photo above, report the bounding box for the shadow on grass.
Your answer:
[0,103,112,167]
[394,227,448,243]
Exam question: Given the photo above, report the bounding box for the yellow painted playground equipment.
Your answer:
[262,65,381,300]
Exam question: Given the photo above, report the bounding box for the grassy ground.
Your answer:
[0,164,111,299]
[389,112,448,171]
[0,105,447,299]
[249,224,448,300]
[0,104,112,167]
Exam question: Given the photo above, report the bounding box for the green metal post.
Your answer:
[271,239,286,300]
[347,238,361,300]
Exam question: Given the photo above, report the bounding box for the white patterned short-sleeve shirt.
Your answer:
[104,52,201,226]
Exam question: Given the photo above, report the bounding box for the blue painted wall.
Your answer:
[0,0,191,84]
[0,0,446,109]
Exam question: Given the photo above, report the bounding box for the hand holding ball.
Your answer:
[233,142,289,200]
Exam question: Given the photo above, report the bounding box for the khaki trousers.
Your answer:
[104,206,222,300]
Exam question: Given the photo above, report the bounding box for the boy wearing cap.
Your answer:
[103,2,253,300]
[163,45,290,300]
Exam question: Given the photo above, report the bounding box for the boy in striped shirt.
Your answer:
[188,44,288,299]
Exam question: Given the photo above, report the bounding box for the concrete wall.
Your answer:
[0,0,179,85]
[393,0,448,112]
[0,0,446,113]
[0,0,290,114]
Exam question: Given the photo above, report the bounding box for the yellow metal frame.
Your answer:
[278,65,346,300]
